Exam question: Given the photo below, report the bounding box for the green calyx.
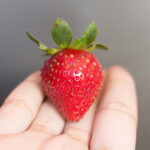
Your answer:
[25,17,108,55]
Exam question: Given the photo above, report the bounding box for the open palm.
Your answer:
[0,66,137,150]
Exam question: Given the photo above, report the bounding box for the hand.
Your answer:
[0,66,138,150]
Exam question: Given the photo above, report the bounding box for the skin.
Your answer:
[0,66,138,150]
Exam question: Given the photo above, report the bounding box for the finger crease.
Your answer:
[100,101,137,123]
[30,124,54,136]
[65,132,87,145]
[38,136,56,150]
[3,99,34,117]
[66,126,89,134]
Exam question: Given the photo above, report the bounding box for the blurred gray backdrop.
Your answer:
[0,0,149,149]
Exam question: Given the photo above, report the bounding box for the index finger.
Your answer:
[0,71,45,134]
[90,66,138,150]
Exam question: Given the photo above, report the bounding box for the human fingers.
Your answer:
[90,66,138,150]
[0,71,45,134]
[29,99,65,137]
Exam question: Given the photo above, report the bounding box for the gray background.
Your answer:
[0,0,149,149]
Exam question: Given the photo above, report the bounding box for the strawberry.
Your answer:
[26,17,108,121]
[41,49,103,121]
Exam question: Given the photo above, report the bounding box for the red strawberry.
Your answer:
[26,17,108,121]
[41,48,103,121]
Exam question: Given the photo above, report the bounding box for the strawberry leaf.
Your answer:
[71,21,98,49]
[86,43,108,51]
[95,43,108,50]
[25,31,59,55]
[45,48,59,54]
[51,17,73,49]
[39,43,48,50]
[26,31,42,45]
[81,21,98,47]
[71,38,80,49]
[86,43,96,51]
